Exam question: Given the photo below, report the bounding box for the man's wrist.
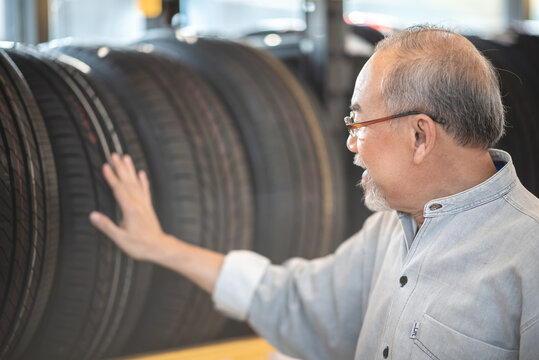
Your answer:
[144,233,225,294]
[145,233,185,264]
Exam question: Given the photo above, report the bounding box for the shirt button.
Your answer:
[429,203,443,211]
[383,346,389,358]
[400,276,408,287]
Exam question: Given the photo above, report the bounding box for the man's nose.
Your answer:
[346,134,358,153]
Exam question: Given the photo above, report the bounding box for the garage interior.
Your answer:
[1,0,538,359]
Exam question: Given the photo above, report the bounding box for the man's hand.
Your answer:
[89,153,225,294]
[89,153,168,261]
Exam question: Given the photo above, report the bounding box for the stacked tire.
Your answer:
[0,35,346,359]
[0,49,59,360]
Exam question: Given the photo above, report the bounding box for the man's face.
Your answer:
[353,153,391,212]
[347,53,411,212]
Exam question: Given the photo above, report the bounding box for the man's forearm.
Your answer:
[148,234,225,294]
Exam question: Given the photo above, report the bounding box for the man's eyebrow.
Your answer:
[349,103,361,112]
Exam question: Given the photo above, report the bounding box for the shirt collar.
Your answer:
[397,212,418,250]
[422,149,517,217]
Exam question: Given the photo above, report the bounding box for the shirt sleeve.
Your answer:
[212,250,271,320]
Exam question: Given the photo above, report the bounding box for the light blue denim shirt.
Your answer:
[212,149,539,360]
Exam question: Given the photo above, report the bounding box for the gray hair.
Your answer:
[374,25,505,148]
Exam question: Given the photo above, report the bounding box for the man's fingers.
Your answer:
[103,154,149,215]
[102,163,121,190]
[138,170,151,201]
[123,154,137,178]
[89,211,125,243]
[111,153,136,184]
[111,153,132,182]
[103,163,127,200]
[111,153,129,181]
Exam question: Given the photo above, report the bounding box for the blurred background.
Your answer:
[3,0,539,42]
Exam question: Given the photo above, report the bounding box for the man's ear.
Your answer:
[411,116,436,165]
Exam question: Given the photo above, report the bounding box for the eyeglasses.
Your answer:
[344,110,442,137]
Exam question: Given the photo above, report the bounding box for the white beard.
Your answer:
[354,154,392,212]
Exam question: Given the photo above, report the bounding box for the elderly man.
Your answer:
[90,26,539,359]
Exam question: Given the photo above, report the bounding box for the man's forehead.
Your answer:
[350,54,387,110]
[354,58,373,92]
[350,61,373,110]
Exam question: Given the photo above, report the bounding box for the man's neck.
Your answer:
[411,148,497,228]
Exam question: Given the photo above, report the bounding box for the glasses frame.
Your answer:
[344,110,442,136]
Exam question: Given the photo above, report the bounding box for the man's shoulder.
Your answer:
[489,149,539,223]
[503,181,539,224]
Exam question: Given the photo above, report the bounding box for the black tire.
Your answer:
[249,44,347,256]
[0,49,59,360]
[54,51,156,358]
[7,47,150,360]
[51,45,254,354]
[139,32,346,263]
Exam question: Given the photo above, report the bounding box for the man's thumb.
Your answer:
[89,211,123,242]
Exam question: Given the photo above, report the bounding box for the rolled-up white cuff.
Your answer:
[212,250,271,320]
